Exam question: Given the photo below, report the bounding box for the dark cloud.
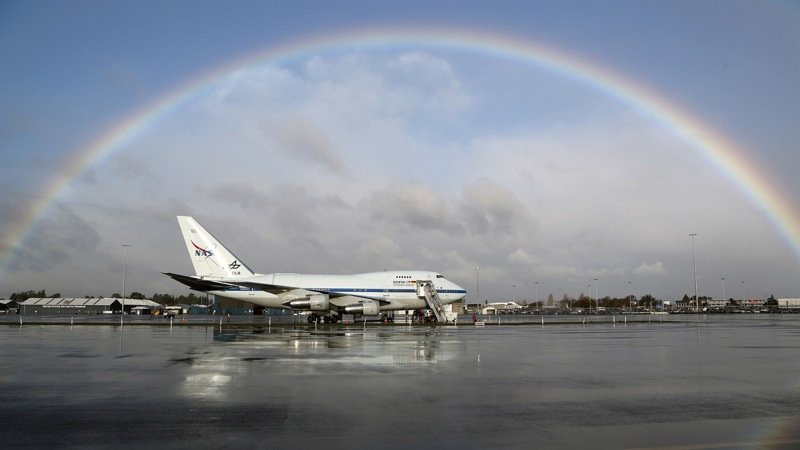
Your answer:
[364,183,458,232]
[7,204,101,273]
[209,182,351,235]
[459,177,537,237]
[108,153,156,182]
[363,178,538,240]
[265,119,349,175]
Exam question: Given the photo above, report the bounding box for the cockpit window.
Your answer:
[436,274,444,278]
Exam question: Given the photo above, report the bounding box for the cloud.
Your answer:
[208,182,352,235]
[385,51,472,117]
[263,118,348,175]
[364,183,456,232]
[506,248,534,266]
[634,261,666,275]
[355,236,413,270]
[460,177,536,236]
[108,153,157,182]
[7,204,101,273]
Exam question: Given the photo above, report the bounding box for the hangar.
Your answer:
[19,298,161,315]
[777,298,800,311]
[0,299,20,314]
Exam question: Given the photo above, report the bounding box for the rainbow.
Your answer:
[2,26,799,276]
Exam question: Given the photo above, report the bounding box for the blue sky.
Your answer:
[1,1,798,302]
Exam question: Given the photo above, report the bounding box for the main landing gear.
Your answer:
[307,313,340,324]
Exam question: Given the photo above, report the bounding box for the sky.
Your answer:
[1,0,798,303]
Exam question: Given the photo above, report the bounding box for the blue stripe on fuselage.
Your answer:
[218,286,466,295]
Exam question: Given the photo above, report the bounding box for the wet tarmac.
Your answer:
[1,316,799,449]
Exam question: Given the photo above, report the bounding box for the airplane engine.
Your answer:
[288,294,329,311]
[344,300,379,316]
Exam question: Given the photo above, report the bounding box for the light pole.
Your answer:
[594,278,599,312]
[121,244,131,325]
[534,281,539,311]
[721,277,726,303]
[628,281,632,311]
[689,233,698,312]
[475,267,479,311]
[741,281,746,309]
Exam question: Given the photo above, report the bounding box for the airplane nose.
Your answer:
[453,281,467,299]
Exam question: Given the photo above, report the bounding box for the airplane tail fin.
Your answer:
[177,216,255,279]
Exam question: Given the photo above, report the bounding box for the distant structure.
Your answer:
[777,298,800,310]
[481,301,524,315]
[0,299,20,314]
[19,298,160,315]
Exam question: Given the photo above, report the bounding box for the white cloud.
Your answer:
[385,51,472,116]
[365,183,456,232]
[460,177,537,236]
[634,261,666,275]
[507,248,533,266]
[355,237,413,270]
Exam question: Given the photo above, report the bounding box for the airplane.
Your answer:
[483,301,524,312]
[164,216,467,323]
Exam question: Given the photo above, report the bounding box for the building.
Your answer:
[0,300,20,314]
[20,298,161,315]
[704,300,727,308]
[777,298,800,310]
[481,301,524,315]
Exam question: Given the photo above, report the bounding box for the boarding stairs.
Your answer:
[418,281,448,323]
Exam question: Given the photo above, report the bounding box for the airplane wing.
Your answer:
[229,281,300,295]
[163,273,305,298]
[163,272,236,291]
[230,281,391,304]
[164,273,390,307]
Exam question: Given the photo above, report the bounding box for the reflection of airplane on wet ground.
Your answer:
[210,328,447,365]
[165,216,466,323]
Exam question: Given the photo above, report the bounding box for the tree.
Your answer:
[10,290,46,300]
[130,292,145,299]
[151,292,207,306]
[574,295,590,309]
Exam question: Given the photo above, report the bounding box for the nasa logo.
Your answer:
[191,241,213,257]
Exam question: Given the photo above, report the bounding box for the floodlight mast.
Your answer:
[594,278,599,312]
[690,233,698,312]
[121,244,131,325]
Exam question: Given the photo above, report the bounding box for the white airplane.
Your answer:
[164,216,467,323]
[486,301,524,310]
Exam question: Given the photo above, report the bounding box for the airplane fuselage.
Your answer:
[203,270,465,311]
